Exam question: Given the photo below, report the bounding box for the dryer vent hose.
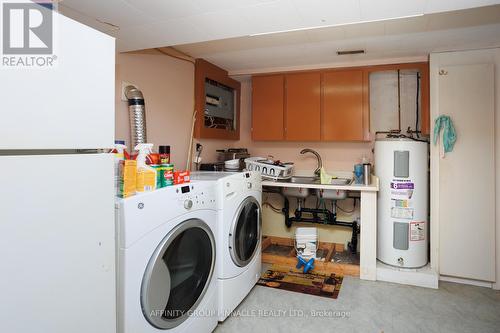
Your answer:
[125,85,147,149]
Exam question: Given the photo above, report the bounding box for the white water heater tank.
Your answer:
[375,138,428,268]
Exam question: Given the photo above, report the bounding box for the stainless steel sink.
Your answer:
[280,176,318,198]
[280,176,353,199]
[279,176,320,184]
[330,178,353,186]
[279,176,352,185]
[316,178,352,199]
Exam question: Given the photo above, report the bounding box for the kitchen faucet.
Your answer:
[300,148,323,177]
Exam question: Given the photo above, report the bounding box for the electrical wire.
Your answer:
[262,202,282,213]
[335,199,356,214]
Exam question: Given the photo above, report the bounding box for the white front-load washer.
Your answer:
[115,182,218,333]
[191,171,262,321]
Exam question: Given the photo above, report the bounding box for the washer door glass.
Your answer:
[231,197,261,267]
[141,219,215,329]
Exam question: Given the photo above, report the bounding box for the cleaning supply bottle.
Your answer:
[112,141,127,196]
[135,143,157,193]
[159,145,170,164]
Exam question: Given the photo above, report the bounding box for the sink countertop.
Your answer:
[262,175,379,192]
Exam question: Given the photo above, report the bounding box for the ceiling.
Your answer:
[176,5,500,74]
[58,0,500,74]
[60,0,500,49]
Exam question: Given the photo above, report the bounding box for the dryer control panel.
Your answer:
[222,171,262,197]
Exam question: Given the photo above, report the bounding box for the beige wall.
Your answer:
[115,49,195,169]
[113,50,253,170]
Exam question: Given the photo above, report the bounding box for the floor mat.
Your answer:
[257,265,343,299]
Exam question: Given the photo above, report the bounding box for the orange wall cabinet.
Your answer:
[249,62,429,141]
[194,59,241,140]
[251,75,284,140]
[322,70,368,141]
[285,72,321,141]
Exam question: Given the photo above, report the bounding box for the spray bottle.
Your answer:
[135,143,157,192]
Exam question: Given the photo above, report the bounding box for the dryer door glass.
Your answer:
[141,219,215,329]
[231,197,261,267]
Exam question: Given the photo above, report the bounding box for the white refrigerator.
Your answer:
[0,6,116,333]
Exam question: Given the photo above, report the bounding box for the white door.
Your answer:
[437,64,496,281]
[141,219,216,329]
[229,196,261,268]
[0,8,115,150]
[0,153,116,332]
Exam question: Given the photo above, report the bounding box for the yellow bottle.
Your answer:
[135,143,157,192]
[119,160,137,198]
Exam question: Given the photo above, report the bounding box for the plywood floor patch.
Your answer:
[262,235,360,277]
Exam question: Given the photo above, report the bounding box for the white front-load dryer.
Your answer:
[192,171,263,321]
[216,172,262,321]
[115,182,218,333]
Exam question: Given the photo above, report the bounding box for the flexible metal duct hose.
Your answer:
[125,85,147,149]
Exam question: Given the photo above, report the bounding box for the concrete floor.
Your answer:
[215,277,500,333]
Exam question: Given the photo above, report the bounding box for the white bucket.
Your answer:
[295,227,318,260]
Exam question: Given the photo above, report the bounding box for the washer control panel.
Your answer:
[117,182,216,248]
[176,183,216,211]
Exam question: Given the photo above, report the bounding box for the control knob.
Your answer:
[184,199,193,210]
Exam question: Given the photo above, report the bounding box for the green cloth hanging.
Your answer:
[433,115,456,153]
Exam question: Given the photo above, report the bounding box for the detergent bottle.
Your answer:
[135,143,157,193]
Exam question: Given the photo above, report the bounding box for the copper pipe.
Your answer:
[397,69,401,131]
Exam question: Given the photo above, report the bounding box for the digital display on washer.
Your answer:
[245,173,250,178]
[181,186,190,193]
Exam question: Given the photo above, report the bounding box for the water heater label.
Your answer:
[391,182,414,189]
[392,199,411,208]
[391,207,414,219]
[410,222,425,241]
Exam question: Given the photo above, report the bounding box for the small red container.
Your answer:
[174,170,190,185]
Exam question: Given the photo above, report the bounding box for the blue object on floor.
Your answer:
[296,256,315,273]
[433,115,457,154]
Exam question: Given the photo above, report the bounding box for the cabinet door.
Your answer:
[285,72,321,141]
[436,63,495,281]
[322,70,366,141]
[252,75,284,140]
